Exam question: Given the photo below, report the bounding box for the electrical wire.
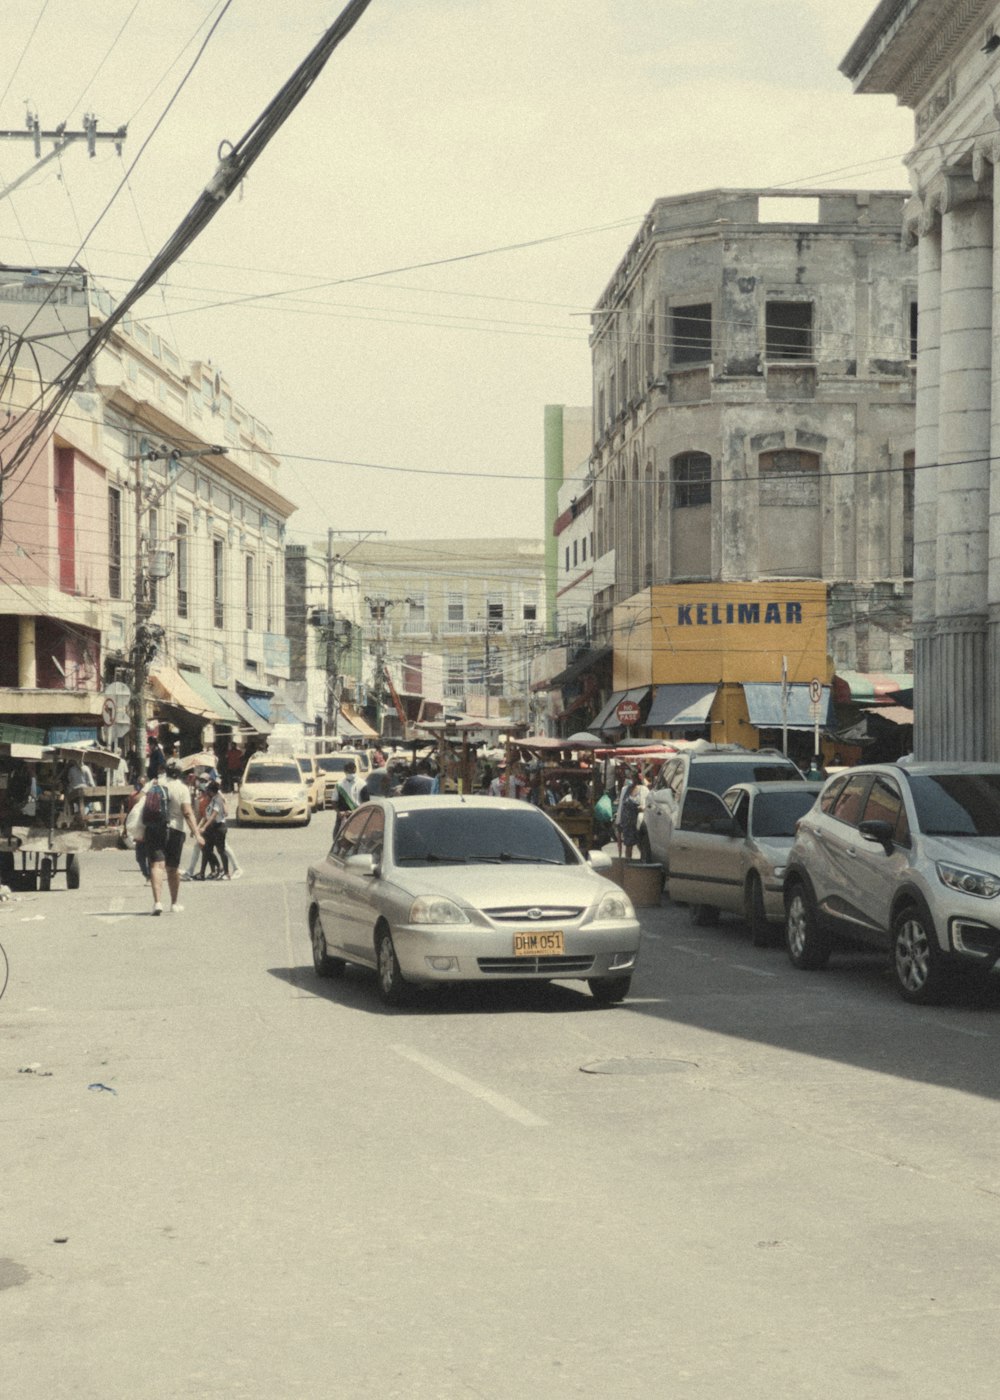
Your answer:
[0,0,51,112]
[58,0,145,128]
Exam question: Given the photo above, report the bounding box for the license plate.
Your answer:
[513,930,565,956]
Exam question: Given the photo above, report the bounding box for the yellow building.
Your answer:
[608,581,829,747]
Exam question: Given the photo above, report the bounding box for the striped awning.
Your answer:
[833,671,913,706]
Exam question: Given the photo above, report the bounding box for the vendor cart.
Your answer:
[509,735,605,850]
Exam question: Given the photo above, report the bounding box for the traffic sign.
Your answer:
[616,699,641,727]
[101,697,117,728]
[808,677,823,705]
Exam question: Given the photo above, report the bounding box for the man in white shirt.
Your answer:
[147,757,203,915]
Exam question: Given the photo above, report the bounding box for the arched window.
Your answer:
[903,449,915,577]
[758,449,821,577]
[643,459,655,585]
[670,451,712,578]
[673,452,712,507]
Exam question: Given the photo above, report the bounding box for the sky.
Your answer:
[0,0,914,546]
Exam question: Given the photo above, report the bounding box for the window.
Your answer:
[487,597,504,632]
[646,312,656,383]
[861,777,908,844]
[176,520,189,619]
[672,452,712,508]
[108,486,122,599]
[522,595,537,625]
[405,595,427,633]
[573,539,578,567]
[445,658,465,697]
[671,303,712,365]
[909,300,918,361]
[265,561,274,632]
[213,537,224,629]
[245,554,255,630]
[581,536,587,562]
[831,776,872,827]
[565,546,570,572]
[766,301,813,360]
[446,593,465,633]
[903,451,915,577]
[759,449,820,485]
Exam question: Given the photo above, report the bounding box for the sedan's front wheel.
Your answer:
[376,926,408,1006]
[588,974,632,1005]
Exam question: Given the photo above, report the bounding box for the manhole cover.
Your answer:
[580,1057,698,1076]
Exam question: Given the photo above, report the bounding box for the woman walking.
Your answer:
[197,781,231,880]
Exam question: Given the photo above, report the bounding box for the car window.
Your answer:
[726,790,750,832]
[246,762,301,784]
[392,806,576,866]
[332,808,371,858]
[907,773,1000,836]
[750,789,818,838]
[357,806,384,860]
[688,759,800,795]
[679,788,733,833]
[654,759,678,793]
[861,777,904,834]
[830,775,872,828]
[820,775,848,813]
[316,753,358,776]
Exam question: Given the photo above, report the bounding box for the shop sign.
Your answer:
[47,726,99,745]
[0,721,47,745]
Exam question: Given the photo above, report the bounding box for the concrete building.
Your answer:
[842,0,1000,761]
[312,537,546,731]
[0,265,295,754]
[284,542,366,739]
[586,187,917,744]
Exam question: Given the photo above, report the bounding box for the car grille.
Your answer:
[477,955,595,974]
[254,805,292,816]
[482,905,584,923]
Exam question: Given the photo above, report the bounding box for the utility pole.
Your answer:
[0,111,127,202]
[325,528,337,738]
[128,439,225,776]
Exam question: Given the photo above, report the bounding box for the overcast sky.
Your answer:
[0,0,913,544]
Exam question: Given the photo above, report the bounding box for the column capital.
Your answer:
[971,135,1000,186]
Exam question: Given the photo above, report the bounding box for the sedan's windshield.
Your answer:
[393,807,577,866]
[908,773,1000,836]
[316,756,354,775]
[750,789,818,838]
[690,760,801,795]
[246,763,301,784]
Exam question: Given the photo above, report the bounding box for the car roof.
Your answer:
[722,780,823,797]
[688,749,794,762]
[374,794,534,817]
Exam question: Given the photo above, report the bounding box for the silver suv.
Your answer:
[644,746,804,869]
[783,762,1000,1003]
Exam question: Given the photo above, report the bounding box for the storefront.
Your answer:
[613,582,830,750]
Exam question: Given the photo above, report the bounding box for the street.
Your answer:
[3,826,1000,1399]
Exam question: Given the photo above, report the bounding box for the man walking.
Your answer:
[148,757,203,915]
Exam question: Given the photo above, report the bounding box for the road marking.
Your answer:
[729,963,779,978]
[922,1020,989,1040]
[391,1044,547,1127]
[672,944,714,958]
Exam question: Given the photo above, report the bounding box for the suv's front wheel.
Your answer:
[892,904,951,1005]
[785,880,831,970]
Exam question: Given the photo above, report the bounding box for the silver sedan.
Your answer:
[667,781,823,943]
[306,795,641,1005]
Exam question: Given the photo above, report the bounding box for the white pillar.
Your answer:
[989,167,1000,760]
[912,217,940,760]
[18,616,36,689]
[933,179,991,759]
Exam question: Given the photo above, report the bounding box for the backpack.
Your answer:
[142,781,168,828]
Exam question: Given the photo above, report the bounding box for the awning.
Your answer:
[646,683,718,729]
[546,646,613,691]
[149,666,220,719]
[833,671,913,706]
[340,703,378,739]
[589,687,649,733]
[744,683,832,730]
[270,694,312,727]
[866,705,914,727]
[179,670,243,725]
[217,687,273,735]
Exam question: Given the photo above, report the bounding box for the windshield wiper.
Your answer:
[465,852,563,864]
[397,852,466,864]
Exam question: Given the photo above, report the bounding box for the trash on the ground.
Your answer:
[87,1082,117,1094]
[53,1238,68,1244]
[19,1064,52,1076]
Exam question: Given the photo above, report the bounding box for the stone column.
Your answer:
[932,174,992,760]
[911,206,940,760]
[987,151,1000,760]
[18,615,37,688]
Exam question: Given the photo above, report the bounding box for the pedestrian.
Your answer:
[619,767,649,861]
[401,759,435,795]
[147,757,203,915]
[224,742,244,793]
[191,778,221,878]
[197,781,231,880]
[124,781,151,882]
[147,735,166,779]
[63,754,94,827]
[614,766,635,857]
[488,763,506,797]
[806,754,826,780]
[334,760,365,830]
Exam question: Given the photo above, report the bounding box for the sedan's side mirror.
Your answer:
[588,848,612,872]
[858,819,894,853]
[344,852,377,876]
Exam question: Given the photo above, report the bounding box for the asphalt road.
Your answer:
[2,824,999,1399]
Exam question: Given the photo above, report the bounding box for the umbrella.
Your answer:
[179,751,218,772]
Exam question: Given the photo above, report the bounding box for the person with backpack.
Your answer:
[146,757,203,915]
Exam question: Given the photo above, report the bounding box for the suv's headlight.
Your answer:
[594,888,635,921]
[936,862,1000,899]
[409,896,470,924]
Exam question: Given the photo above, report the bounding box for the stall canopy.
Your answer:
[833,671,913,706]
[589,687,649,733]
[743,683,832,730]
[149,666,220,719]
[217,687,272,736]
[179,670,243,725]
[339,703,378,740]
[646,683,718,729]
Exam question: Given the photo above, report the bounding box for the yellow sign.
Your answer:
[614,582,828,689]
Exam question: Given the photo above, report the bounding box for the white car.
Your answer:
[306,796,641,1005]
[237,756,311,827]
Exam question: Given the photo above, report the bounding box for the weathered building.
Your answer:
[589,188,917,705]
[842,0,1000,761]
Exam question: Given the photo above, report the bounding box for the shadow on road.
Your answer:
[268,964,605,1016]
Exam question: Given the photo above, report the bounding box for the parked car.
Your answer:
[306,795,640,1005]
[783,762,1000,1003]
[644,747,805,869]
[667,781,823,942]
[315,749,370,808]
[236,755,311,827]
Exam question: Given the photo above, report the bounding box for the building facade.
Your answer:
[586,187,917,742]
[842,0,1000,760]
[0,266,296,755]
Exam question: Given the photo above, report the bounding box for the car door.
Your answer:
[668,789,743,913]
[849,775,912,947]
[645,758,682,866]
[813,774,876,931]
[347,805,385,961]
[316,807,373,958]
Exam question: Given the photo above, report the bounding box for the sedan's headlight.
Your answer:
[594,888,635,921]
[936,862,1000,899]
[409,895,471,924]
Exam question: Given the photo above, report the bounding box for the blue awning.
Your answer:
[743,683,831,730]
[646,683,718,729]
[217,687,272,735]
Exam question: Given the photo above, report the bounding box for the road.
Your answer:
[2,824,999,1399]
